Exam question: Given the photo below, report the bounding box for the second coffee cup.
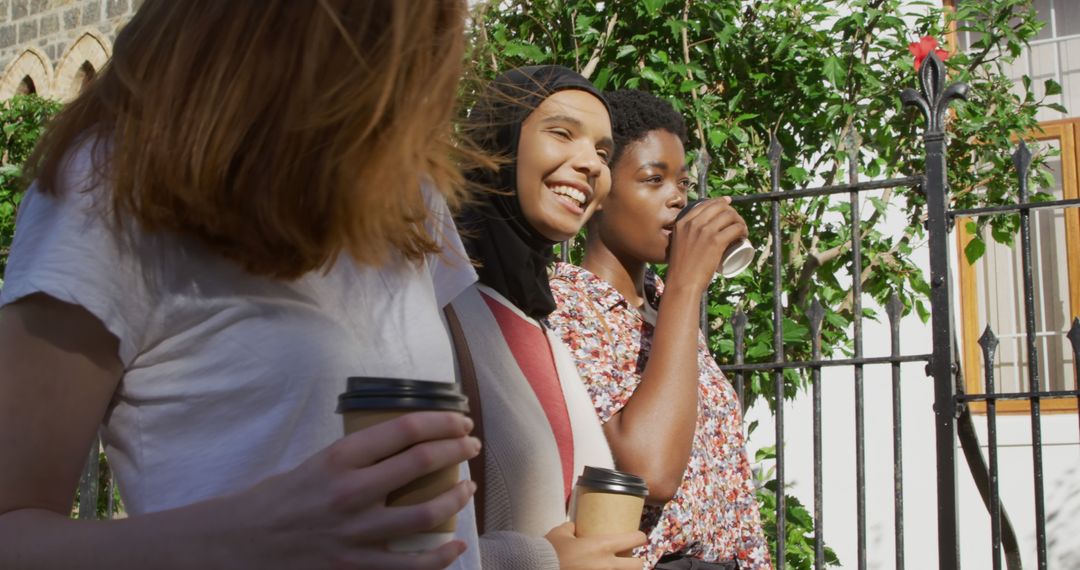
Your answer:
[675,198,755,278]
[337,377,470,553]
[569,466,649,555]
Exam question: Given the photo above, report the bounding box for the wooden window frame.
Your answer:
[956,119,1080,414]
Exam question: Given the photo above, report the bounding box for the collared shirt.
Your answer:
[548,262,772,569]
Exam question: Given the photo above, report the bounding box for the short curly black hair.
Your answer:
[605,89,688,166]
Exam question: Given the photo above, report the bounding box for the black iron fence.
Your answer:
[710,52,1080,569]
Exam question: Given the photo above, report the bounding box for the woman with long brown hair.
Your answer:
[0,1,483,568]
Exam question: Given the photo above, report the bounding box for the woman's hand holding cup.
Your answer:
[546,466,649,569]
[667,197,751,294]
[545,522,647,570]
[208,409,478,569]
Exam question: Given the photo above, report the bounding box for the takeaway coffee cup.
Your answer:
[569,466,649,554]
[337,377,470,552]
[675,198,756,278]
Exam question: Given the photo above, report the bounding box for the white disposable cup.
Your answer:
[675,199,756,279]
[720,239,755,278]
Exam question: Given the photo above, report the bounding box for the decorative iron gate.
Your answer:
[712,51,1080,569]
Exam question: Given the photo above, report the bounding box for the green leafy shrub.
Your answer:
[0,94,62,281]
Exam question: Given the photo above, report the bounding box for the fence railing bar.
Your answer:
[696,149,713,337]
[901,50,967,570]
[847,136,868,570]
[1014,141,1048,570]
[886,295,905,570]
[733,311,748,410]
[107,468,116,519]
[77,436,100,520]
[716,353,932,373]
[956,388,1080,401]
[767,134,786,568]
[949,197,1080,218]
[808,299,826,570]
[1068,319,1080,438]
[979,326,1003,570]
[729,176,924,206]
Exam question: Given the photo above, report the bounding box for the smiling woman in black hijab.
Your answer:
[448,66,646,570]
[459,65,611,318]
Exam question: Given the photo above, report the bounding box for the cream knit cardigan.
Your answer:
[449,284,615,569]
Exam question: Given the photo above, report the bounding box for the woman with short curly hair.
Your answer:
[548,89,771,569]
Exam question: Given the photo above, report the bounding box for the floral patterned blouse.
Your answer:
[547,262,772,569]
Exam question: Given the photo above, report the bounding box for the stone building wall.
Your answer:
[0,0,139,102]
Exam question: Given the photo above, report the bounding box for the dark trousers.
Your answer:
[654,555,740,569]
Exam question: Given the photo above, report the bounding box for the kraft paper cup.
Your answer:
[337,377,470,552]
[569,466,648,556]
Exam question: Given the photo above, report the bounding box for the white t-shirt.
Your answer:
[0,144,482,567]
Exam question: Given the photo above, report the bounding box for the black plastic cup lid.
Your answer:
[574,466,649,497]
[336,377,469,414]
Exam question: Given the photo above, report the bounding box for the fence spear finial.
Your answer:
[900,50,969,136]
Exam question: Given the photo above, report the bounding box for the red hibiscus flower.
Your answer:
[908,36,950,71]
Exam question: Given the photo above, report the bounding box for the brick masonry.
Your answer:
[0,0,137,100]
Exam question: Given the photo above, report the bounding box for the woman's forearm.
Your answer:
[604,285,702,502]
[0,500,237,570]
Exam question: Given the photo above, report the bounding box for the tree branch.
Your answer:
[571,9,580,72]
[580,13,619,80]
[475,6,499,74]
[681,0,707,146]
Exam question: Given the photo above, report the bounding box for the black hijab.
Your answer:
[458,65,610,319]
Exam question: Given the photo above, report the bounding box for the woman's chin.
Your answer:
[541,218,585,243]
[549,231,578,243]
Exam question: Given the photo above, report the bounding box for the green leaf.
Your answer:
[502,41,548,63]
[679,78,701,93]
[785,166,810,184]
[911,276,931,297]
[708,129,729,147]
[640,67,666,87]
[915,300,930,323]
[729,125,749,144]
[964,236,985,264]
[991,219,1017,245]
[641,0,671,17]
[823,56,845,86]
[781,321,810,343]
[1044,78,1062,96]
[593,68,611,91]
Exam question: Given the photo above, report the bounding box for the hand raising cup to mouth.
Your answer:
[674,198,755,279]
